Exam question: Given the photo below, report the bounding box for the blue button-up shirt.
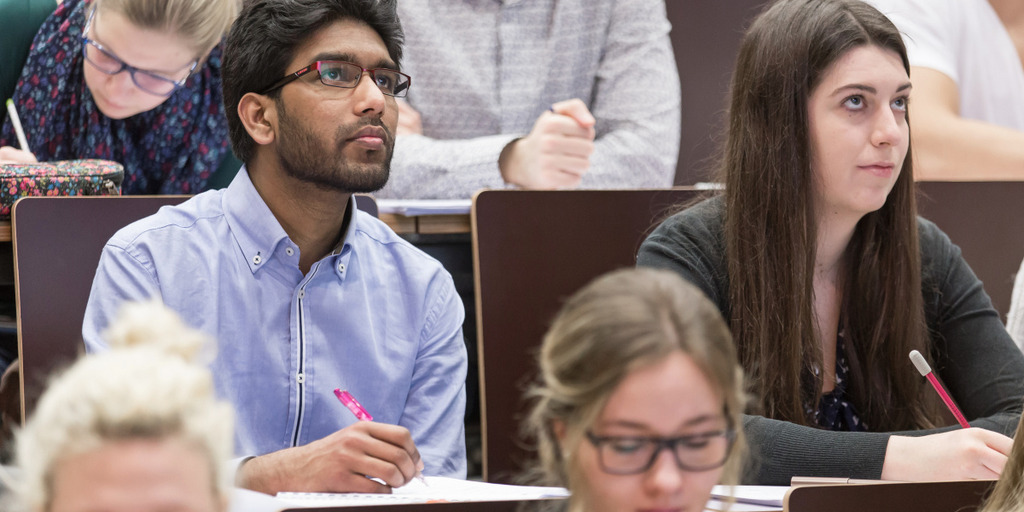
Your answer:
[83,169,468,477]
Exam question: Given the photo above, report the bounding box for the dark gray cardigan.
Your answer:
[638,196,1024,484]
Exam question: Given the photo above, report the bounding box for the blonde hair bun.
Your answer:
[102,300,210,361]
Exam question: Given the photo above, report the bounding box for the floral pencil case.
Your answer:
[0,159,124,218]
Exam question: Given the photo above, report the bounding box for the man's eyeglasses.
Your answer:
[259,60,411,98]
[585,428,736,475]
[81,9,198,97]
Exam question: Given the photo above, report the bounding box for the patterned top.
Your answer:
[377,0,681,199]
[0,0,229,194]
[808,329,867,432]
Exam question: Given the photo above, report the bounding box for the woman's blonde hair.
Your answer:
[524,268,746,511]
[94,0,240,58]
[979,408,1024,512]
[11,301,234,512]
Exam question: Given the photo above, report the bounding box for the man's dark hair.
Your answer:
[221,0,404,163]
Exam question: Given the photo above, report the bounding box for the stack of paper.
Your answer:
[375,199,472,216]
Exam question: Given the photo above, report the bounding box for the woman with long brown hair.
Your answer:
[639,0,1024,484]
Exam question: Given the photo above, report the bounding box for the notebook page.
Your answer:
[277,476,569,507]
[709,485,788,507]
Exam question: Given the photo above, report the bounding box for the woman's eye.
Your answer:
[682,437,712,449]
[892,97,908,111]
[843,95,865,110]
[609,439,645,454]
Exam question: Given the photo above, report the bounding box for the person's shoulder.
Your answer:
[350,211,450,275]
[651,195,725,240]
[48,0,84,27]
[106,190,228,250]
[916,215,964,280]
[916,215,953,251]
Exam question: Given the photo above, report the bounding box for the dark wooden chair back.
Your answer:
[916,181,1024,319]
[13,196,189,422]
[785,480,994,512]
[471,188,702,483]
[667,0,769,185]
[12,194,378,422]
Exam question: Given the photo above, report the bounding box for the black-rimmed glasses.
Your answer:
[585,428,736,475]
[259,60,411,97]
[81,8,197,97]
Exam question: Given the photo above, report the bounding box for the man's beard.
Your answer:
[275,104,392,193]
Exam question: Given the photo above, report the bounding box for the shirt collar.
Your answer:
[224,167,290,274]
[224,167,361,273]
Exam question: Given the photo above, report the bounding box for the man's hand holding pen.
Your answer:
[236,421,424,495]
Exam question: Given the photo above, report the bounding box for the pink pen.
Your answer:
[334,388,373,421]
[333,388,428,486]
[909,350,970,428]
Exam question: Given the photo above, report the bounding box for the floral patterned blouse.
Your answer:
[807,329,868,432]
[0,0,229,194]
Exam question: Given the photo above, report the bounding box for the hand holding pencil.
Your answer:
[875,350,1013,481]
[235,389,425,495]
[1,99,38,164]
[498,98,596,190]
[237,420,425,495]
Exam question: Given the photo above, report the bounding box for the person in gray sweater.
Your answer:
[638,0,1024,485]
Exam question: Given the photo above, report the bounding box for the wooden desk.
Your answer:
[380,213,471,235]
[0,221,10,243]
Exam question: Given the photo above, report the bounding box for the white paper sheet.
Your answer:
[708,485,789,509]
[277,476,569,507]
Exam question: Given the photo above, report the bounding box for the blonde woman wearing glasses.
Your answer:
[0,0,238,194]
[524,268,746,512]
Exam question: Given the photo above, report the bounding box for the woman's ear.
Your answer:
[552,419,567,443]
[552,419,572,459]
[237,92,278,146]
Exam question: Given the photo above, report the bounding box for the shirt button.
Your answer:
[298,289,305,299]
[338,263,345,273]
[252,254,262,265]
[286,247,294,256]
[296,373,305,384]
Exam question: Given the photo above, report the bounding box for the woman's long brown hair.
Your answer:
[721,0,942,429]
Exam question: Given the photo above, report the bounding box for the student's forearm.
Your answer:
[911,112,1024,180]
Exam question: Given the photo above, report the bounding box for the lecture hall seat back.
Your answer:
[12,194,377,423]
[0,0,55,128]
[472,188,701,483]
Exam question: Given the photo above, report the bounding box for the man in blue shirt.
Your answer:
[82,0,467,494]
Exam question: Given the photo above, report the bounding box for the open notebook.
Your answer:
[277,476,569,507]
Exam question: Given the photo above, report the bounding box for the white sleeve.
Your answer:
[864,0,960,83]
[1006,257,1024,352]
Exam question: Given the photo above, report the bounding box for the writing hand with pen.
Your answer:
[2,99,37,165]
[236,389,425,495]
[878,350,1014,481]
[0,146,37,165]
[397,97,597,190]
[498,98,596,190]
